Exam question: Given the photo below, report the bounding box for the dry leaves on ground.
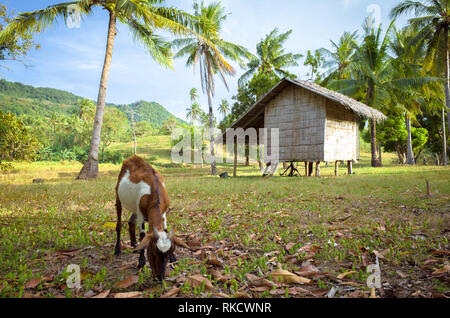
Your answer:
[114,275,139,289]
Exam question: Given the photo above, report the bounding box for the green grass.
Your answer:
[0,136,449,298]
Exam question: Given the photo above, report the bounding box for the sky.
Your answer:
[1,0,411,121]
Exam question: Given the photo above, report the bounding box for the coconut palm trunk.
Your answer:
[366,84,382,167]
[443,107,448,166]
[77,11,116,180]
[207,88,217,175]
[445,25,450,154]
[405,115,415,165]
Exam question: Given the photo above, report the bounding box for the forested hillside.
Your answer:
[0,79,184,127]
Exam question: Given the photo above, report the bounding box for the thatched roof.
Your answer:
[228,78,387,131]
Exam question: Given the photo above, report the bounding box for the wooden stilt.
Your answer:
[308,162,314,177]
[347,160,353,175]
[315,162,320,177]
[305,162,308,176]
[233,139,237,178]
[335,161,339,176]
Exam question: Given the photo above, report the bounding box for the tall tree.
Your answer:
[332,19,395,167]
[172,1,251,175]
[0,0,215,179]
[391,0,449,165]
[318,31,359,86]
[190,87,199,103]
[0,4,38,70]
[390,26,427,165]
[238,28,302,86]
[218,99,229,118]
[332,19,437,167]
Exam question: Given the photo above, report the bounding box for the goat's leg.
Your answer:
[128,213,137,248]
[114,198,122,256]
[137,221,146,270]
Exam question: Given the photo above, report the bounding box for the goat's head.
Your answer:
[135,226,175,281]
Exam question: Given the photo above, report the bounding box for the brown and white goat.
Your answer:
[114,156,175,280]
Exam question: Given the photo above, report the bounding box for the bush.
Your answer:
[100,150,131,164]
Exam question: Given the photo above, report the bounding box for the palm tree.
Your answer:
[190,87,199,103]
[390,0,449,166]
[218,99,229,118]
[0,0,216,179]
[78,98,95,124]
[172,1,251,176]
[238,28,303,86]
[332,19,436,167]
[318,31,359,86]
[332,19,395,167]
[390,26,428,165]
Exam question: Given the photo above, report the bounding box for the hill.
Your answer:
[0,79,185,128]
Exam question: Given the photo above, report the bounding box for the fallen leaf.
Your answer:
[234,291,251,298]
[92,290,110,298]
[246,273,275,288]
[269,269,311,284]
[213,292,229,298]
[160,287,180,298]
[23,292,42,298]
[284,242,296,254]
[339,281,364,287]
[372,250,386,260]
[187,274,214,290]
[114,275,139,289]
[25,278,42,289]
[337,271,357,280]
[432,265,450,276]
[54,249,82,258]
[396,270,407,278]
[269,289,286,296]
[295,263,320,277]
[173,236,191,250]
[206,255,223,268]
[113,291,142,298]
[249,286,271,292]
[209,270,232,283]
[430,250,450,256]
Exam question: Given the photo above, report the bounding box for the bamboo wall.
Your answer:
[323,100,358,162]
[264,85,358,163]
[264,86,326,162]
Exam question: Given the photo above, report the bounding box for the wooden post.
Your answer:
[335,161,339,176]
[305,162,308,176]
[233,139,237,177]
[315,162,321,177]
[308,162,314,177]
[347,160,353,175]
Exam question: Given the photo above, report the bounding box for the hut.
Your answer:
[224,78,386,176]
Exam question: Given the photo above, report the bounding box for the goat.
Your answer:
[114,155,176,280]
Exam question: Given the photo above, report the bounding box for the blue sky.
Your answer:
[1,0,410,121]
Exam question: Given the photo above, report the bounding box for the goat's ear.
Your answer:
[134,234,151,251]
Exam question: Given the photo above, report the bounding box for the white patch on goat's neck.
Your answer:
[162,212,167,231]
[156,231,171,253]
[118,170,151,231]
